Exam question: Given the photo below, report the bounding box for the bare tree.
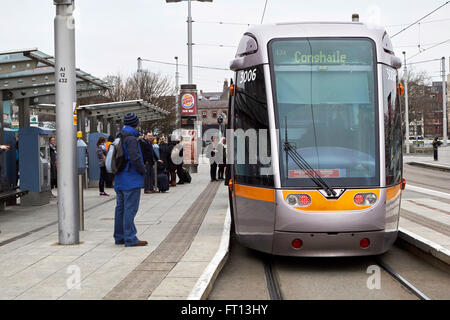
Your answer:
[402,69,443,137]
[104,70,176,135]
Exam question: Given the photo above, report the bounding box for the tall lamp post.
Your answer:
[165,0,213,84]
[53,0,79,245]
[403,51,410,154]
[175,56,180,128]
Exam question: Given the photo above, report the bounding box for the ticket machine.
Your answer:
[18,127,52,206]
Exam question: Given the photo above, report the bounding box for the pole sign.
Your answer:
[180,91,197,116]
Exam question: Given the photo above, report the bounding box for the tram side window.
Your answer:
[234,65,273,187]
[383,66,402,186]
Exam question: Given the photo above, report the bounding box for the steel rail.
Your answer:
[264,259,283,300]
[375,257,431,300]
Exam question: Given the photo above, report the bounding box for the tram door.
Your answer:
[231,67,276,250]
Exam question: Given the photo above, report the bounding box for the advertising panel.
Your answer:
[180,92,197,116]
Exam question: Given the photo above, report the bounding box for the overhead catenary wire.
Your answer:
[261,0,269,24]
[407,58,441,65]
[386,17,450,28]
[391,1,450,38]
[195,20,253,26]
[408,37,450,60]
[195,43,237,48]
[140,58,230,71]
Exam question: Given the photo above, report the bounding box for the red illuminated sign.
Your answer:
[180,92,197,115]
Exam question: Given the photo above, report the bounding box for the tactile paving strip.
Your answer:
[104,181,221,300]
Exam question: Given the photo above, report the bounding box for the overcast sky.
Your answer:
[1,0,449,92]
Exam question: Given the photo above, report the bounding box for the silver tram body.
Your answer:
[227,21,404,257]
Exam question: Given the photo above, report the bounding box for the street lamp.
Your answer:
[165,0,213,84]
[175,56,180,128]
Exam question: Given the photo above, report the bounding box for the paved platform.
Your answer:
[0,161,229,300]
[404,145,450,171]
[399,184,450,264]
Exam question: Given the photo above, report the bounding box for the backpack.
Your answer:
[106,136,126,174]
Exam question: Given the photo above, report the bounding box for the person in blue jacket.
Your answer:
[113,113,148,247]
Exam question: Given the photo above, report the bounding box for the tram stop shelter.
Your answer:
[32,100,170,138]
[32,100,170,188]
[0,48,110,207]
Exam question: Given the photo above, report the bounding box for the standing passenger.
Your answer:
[153,137,160,160]
[167,137,178,187]
[139,132,157,194]
[105,135,115,188]
[218,137,227,180]
[158,137,170,178]
[209,136,218,182]
[96,137,109,196]
[432,137,443,161]
[113,113,147,247]
[49,137,57,195]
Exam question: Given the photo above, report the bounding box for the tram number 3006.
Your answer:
[239,68,257,84]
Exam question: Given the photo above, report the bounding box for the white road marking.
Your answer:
[401,201,450,225]
[405,185,450,200]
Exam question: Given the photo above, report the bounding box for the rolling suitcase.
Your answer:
[157,173,169,192]
[183,168,192,184]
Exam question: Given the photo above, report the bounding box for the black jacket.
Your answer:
[159,142,171,169]
[139,139,157,165]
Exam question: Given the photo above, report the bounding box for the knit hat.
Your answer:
[124,112,139,128]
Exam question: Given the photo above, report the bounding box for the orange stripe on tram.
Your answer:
[386,184,402,202]
[234,184,275,202]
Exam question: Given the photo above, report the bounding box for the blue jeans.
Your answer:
[114,188,141,246]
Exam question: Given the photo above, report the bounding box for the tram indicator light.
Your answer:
[354,194,365,205]
[299,194,311,206]
[397,83,404,96]
[229,84,235,97]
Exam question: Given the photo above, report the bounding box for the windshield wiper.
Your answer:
[283,142,337,197]
[283,117,337,197]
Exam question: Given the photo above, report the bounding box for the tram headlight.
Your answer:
[354,193,377,206]
[286,194,298,206]
[366,193,377,204]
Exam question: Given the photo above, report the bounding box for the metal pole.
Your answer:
[403,52,410,154]
[137,57,142,73]
[175,56,180,129]
[54,0,80,245]
[187,0,193,84]
[442,57,448,146]
[78,174,84,230]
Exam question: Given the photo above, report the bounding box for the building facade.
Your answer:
[197,80,229,134]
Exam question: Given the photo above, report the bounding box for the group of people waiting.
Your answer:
[95,117,188,197]
[208,136,227,182]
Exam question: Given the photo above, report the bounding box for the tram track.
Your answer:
[209,237,450,300]
[263,258,283,300]
[374,256,431,300]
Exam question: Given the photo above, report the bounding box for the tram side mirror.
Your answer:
[391,56,402,69]
[230,57,245,71]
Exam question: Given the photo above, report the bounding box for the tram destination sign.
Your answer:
[272,39,374,66]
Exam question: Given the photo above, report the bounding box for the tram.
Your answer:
[227,19,405,257]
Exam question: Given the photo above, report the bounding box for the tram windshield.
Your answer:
[270,38,379,188]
